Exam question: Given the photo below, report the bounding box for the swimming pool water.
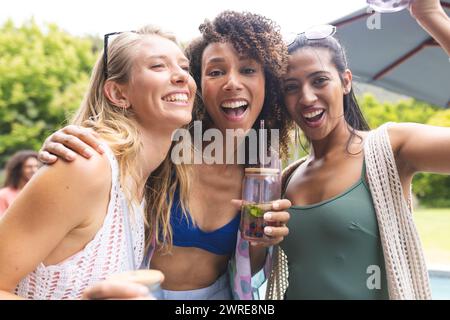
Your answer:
[430,271,450,300]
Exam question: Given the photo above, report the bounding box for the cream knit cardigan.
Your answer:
[267,123,432,300]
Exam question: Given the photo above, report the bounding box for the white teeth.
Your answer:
[303,110,324,119]
[221,100,248,109]
[163,93,188,102]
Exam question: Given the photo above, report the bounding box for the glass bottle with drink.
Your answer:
[240,120,281,242]
[240,167,281,242]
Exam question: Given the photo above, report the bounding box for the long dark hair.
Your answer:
[3,150,38,189]
[288,34,370,153]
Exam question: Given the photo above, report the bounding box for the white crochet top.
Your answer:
[364,122,431,299]
[15,144,145,299]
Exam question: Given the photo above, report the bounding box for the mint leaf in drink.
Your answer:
[248,205,264,218]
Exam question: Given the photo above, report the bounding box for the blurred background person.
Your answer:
[0,150,40,215]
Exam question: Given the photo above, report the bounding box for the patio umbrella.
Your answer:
[330,1,450,107]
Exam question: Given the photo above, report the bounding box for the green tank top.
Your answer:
[281,161,389,299]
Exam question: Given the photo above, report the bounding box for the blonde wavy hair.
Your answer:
[71,25,184,251]
[145,150,191,253]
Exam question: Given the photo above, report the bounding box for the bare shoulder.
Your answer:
[20,151,112,226]
[38,151,111,192]
[0,152,113,293]
[361,123,418,154]
[384,123,422,154]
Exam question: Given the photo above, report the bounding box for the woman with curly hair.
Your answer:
[38,11,291,300]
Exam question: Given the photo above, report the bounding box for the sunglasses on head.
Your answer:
[103,30,137,80]
[286,24,337,50]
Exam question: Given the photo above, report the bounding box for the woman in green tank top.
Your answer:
[282,160,389,299]
[271,4,450,299]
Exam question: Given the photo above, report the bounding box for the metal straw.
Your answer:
[259,120,265,203]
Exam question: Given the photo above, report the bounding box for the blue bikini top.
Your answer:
[170,188,240,256]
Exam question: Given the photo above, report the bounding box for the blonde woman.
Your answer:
[0,26,196,299]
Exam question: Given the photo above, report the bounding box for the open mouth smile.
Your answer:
[220,99,249,121]
[162,92,189,105]
[302,109,326,128]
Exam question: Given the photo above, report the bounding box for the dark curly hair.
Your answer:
[185,10,293,159]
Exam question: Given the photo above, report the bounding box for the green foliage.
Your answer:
[413,173,450,208]
[359,94,449,208]
[0,19,97,166]
[358,94,438,128]
[412,109,450,208]
[427,109,450,127]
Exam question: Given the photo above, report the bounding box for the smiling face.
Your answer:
[200,42,265,133]
[123,35,196,132]
[283,48,352,141]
